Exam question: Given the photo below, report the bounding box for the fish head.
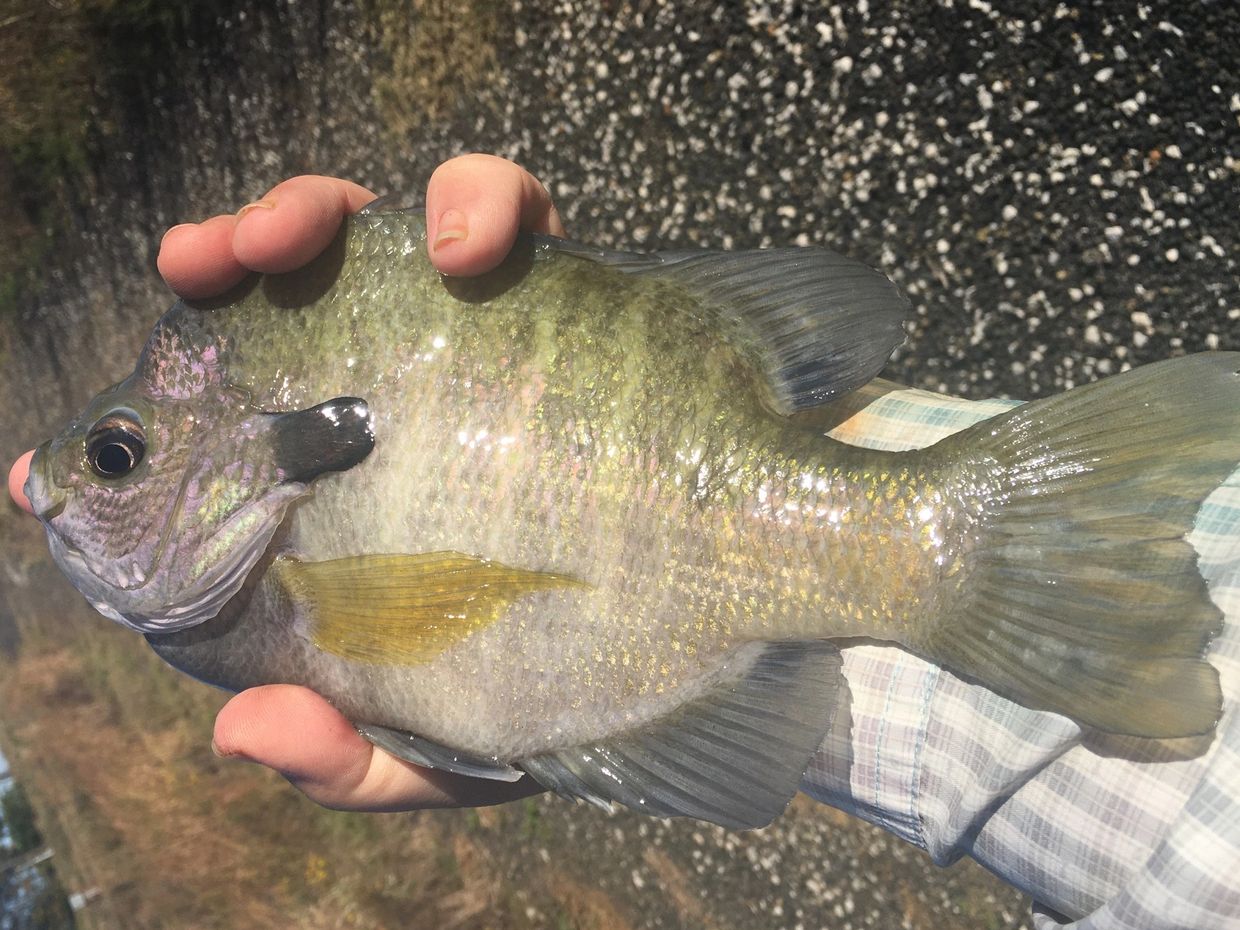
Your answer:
[26,307,374,634]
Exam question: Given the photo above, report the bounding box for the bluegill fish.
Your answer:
[25,205,1239,829]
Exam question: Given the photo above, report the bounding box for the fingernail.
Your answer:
[165,223,197,235]
[434,208,469,248]
[211,739,249,761]
[236,198,276,220]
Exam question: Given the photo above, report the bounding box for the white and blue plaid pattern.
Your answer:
[798,384,1240,928]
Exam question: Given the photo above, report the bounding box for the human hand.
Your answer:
[7,154,565,810]
[155,155,564,296]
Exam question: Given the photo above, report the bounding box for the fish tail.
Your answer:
[924,353,1240,738]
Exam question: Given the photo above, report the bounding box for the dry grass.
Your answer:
[545,874,637,930]
[0,595,543,930]
[366,0,504,139]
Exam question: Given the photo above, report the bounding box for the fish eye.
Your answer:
[86,413,146,480]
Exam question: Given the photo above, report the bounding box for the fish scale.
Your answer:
[26,209,1240,828]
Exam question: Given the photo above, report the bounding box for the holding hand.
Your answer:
[7,154,564,811]
[157,156,564,296]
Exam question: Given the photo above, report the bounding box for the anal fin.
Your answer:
[519,641,846,830]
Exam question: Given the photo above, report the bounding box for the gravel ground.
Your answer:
[3,2,1238,928]
[482,793,1033,929]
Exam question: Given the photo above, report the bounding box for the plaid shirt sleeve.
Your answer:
[797,385,1240,928]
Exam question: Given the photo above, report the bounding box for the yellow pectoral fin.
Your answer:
[275,552,590,665]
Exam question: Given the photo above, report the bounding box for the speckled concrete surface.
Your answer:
[72,0,1237,404]
[477,1,1240,401]
[3,2,1237,928]
[482,794,1034,929]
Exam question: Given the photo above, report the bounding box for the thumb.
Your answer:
[8,450,34,514]
[212,685,379,805]
[425,153,564,277]
[212,685,538,811]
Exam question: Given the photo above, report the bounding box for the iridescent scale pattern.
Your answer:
[149,214,982,759]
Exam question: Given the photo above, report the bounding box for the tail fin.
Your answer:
[928,353,1240,738]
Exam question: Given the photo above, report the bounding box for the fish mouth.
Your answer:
[25,443,66,522]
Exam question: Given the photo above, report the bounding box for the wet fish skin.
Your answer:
[25,209,1240,828]
[129,214,916,758]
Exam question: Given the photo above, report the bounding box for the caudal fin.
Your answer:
[929,353,1240,738]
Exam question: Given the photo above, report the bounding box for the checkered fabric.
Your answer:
[798,384,1240,929]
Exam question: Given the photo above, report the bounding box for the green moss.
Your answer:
[1,782,43,852]
[0,0,236,320]
[0,8,84,323]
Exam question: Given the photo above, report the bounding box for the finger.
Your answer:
[231,176,376,274]
[157,214,247,300]
[7,450,34,514]
[425,153,565,277]
[212,685,538,812]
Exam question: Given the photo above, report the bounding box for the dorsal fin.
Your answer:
[537,236,909,414]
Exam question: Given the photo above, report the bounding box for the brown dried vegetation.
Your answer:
[0,584,538,929]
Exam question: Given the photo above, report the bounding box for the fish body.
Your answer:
[26,209,1240,828]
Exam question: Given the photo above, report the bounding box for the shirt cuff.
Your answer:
[800,643,940,849]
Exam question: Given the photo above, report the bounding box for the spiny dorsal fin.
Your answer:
[276,552,589,665]
[538,236,909,414]
[519,640,846,830]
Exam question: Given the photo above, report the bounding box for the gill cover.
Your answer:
[27,308,375,633]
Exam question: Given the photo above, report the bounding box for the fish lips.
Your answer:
[24,442,66,522]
